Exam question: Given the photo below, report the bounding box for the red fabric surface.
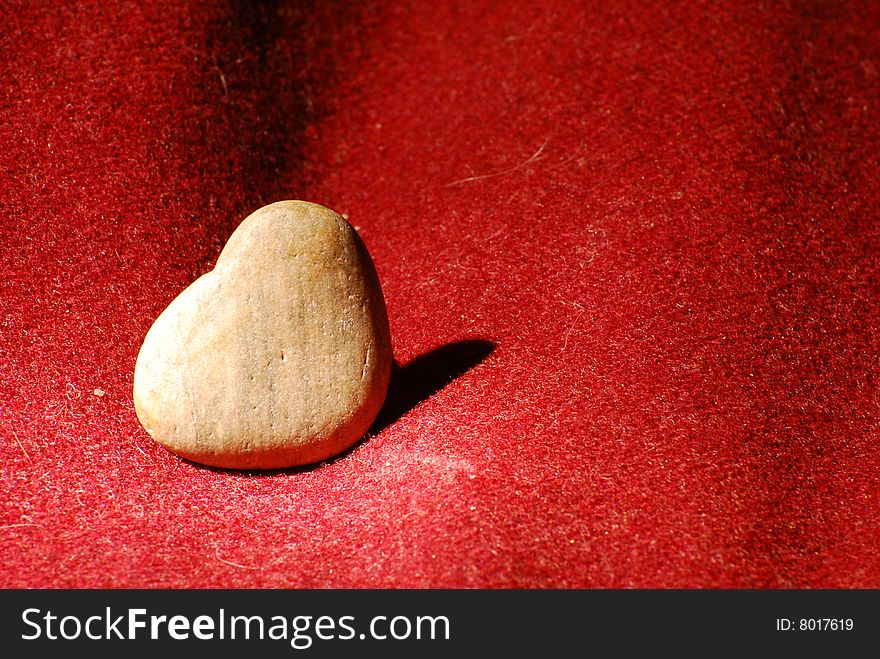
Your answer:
[2,0,879,588]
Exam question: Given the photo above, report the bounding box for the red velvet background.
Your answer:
[2,0,879,588]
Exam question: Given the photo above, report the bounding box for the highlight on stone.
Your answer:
[132,201,392,469]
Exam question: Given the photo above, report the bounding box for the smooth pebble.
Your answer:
[133,200,392,469]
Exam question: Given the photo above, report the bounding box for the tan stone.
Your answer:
[133,201,392,469]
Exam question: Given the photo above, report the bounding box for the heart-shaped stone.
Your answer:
[133,201,392,469]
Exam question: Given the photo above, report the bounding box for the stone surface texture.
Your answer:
[133,201,392,469]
